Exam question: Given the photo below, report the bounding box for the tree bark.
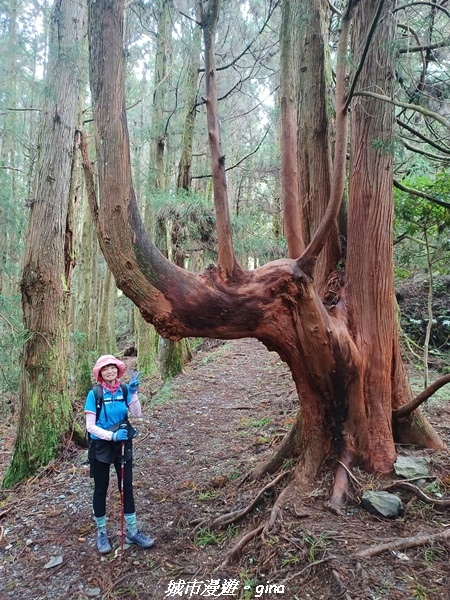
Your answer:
[97,267,117,355]
[201,0,243,282]
[344,0,444,479]
[177,2,202,192]
[148,0,172,191]
[3,0,86,487]
[0,0,19,295]
[296,0,341,293]
[280,0,304,260]
[73,183,98,393]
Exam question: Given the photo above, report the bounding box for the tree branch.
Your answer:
[198,0,280,73]
[397,118,450,155]
[393,179,450,209]
[179,9,202,27]
[385,481,450,508]
[392,2,450,20]
[355,91,450,130]
[402,140,450,163]
[398,40,450,54]
[393,374,450,419]
[192,127,271,179]
[202,0,243,281]
[397,23,426,97]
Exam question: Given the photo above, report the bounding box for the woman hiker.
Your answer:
[85,354,155,554]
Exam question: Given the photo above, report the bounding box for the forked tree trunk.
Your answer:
[296,0,341,294]
[343,0,401,474]
[85,0,444,507]
[201,0,243,282]
[279,0,304,259]
[3,0,85,487]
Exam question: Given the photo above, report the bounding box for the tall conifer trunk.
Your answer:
[4,0,86,487]
[177,3,201,192]
[296,0,341,293]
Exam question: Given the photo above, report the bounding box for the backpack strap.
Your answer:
[121,382,129,406]
[93,383,129,422]
[93,384,105,422]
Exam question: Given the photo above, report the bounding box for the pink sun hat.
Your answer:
[93,355,126,382]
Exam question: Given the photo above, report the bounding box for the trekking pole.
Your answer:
[120,439,125,556]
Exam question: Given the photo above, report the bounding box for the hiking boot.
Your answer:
[96,532,112,554]
[125,530,155,548]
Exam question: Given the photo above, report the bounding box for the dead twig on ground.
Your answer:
[355,528,450,558]
[103,569,153,598]
[279,556,334,585]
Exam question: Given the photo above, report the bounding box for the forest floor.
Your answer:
[0,337,449,600]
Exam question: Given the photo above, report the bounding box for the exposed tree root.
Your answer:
[329,451,358,514]
[217,472,317,566]
[192,470,291,532]
[328,463,351,515]
[331,568,352,600]
[220,524,265,568]
[265,485,290,531]
[355,528,450,558]
[386,480,450,508]
[247,423,301,481]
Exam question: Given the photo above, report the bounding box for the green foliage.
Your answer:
[228,470,241,481]
[3,379,73,488]
[304,531,331,563]
[194,527,221,548]
[149,190,218,265]
[150,382,179,407]
[225,524,239,540]
[232,211,287,266]
[147,188,287,270]
[372,136,401,157]
[411,581,435,600]
[198,490,220,501]
[394,171,450,281]
[420,546,446,564]
[398,277,450,351]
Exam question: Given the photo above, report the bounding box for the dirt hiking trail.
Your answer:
[0,338,449,599]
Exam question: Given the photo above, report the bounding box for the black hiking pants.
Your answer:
[91,456,136,517]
